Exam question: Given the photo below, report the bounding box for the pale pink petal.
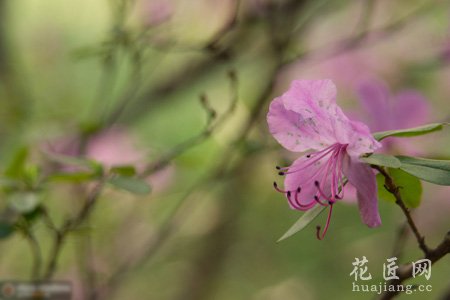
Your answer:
[268,79,380,155]
[346,120,382,157]
[343,155,381,227]
[356,79,392,131]
[267,97,334,152]
[392,90,430,129]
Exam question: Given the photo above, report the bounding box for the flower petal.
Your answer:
[267,97,335,152]
[283,155,332,209]
[268,79,381,156]
[343,155,381,227]
[356,78,391,131]
[393,90,430,129]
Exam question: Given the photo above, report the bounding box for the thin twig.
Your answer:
[23,228,42,281]
[372,165,429,255]
[380,231,450,300]
[43,180,105,280]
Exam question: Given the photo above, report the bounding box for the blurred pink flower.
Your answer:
[268,79,382,239]
[141,0,173,27]
[45,128,173,193]
[343,78,430,204]
[86,128,146,168]
[357,78,430,132]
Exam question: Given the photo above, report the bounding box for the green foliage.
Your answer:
[360,154,401,168]
[277,205,326,242]
[396,156,450,186]
[110,165,137,177]
[108,176,151,195]
[8,192,40,214]
[376,169,422,208]
[373,123,446,141]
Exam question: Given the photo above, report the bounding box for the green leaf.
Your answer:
[47,172,98,183]
[0,221,14,239]
[396,156,450,186]
[277,205,326,242]
[45,153,103,173]
[108,176,151,195]
[376,169,422,208]
[361,154,401,168]
[8,192,40,213]
[4,147,28,179]
[110,165,137,177]
[373,123,446,141]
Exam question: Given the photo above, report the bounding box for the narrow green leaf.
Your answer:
[45,153,102,172]
[373,123,446,141]
[361,154,401,168]
[108,176,151,195]
[110,165,137,177]
[376,169,422,208]
[396,156,450,186]
[47,172,99,183]
[277,205,326,242]
[4,147,28,179]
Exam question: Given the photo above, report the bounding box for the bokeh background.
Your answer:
[0,0,449,299]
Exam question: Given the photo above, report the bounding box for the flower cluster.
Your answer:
[267,80,382,239]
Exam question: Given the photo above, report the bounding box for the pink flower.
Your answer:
[356,78,430,154]
[267,80,382,239]
[141,0,173,27]
[357,78,430,133]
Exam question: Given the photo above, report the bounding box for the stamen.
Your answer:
[281,144,338,175]
[316,204,333,240]
[273,182,287,193]
[314,195,328,207]
[314,180,333,202]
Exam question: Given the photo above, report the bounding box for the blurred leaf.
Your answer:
[277,205,326,242]
[4,147,28,179]
[396,156,450,186]
[9,192,40,214]
[108,176,151,195]
[0,221,14,239]
[361,154,401,168]
[47,172,99,183]
[45,153,103,174]
[110,165,137,177]
[22,206,43,222]
[0,178,22,189]
[376,169,422,208]
[373,123,446,141]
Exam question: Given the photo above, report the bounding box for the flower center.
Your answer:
[274,143,348,239]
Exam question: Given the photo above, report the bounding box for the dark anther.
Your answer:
[278,172,285,176]
[273,182,278,188]
[275,166,281,170]
[287,191,291,198]
[306,154,311,158]
[314,181,319,186]
[297,187,301,193]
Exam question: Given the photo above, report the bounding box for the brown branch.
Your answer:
[372,165,450,299]
[372,165,429,255]
[380,231,450,300]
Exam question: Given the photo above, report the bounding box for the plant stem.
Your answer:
[372,165,429,255]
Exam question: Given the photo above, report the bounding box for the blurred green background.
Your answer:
[0,0,449,299]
